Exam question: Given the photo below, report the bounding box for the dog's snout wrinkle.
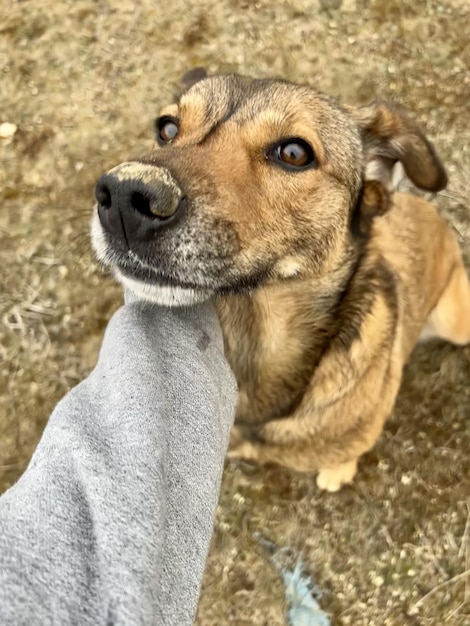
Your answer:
[95,162,185,243]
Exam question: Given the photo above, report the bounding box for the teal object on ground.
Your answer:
[281,562,331,626]
[254,533,331,626]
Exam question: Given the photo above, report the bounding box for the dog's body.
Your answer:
[221,192,470,490]
[92,73,470,491]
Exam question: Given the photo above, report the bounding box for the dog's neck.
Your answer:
[216,237,361,424]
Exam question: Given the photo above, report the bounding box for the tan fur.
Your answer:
[93,72,470,491]
[225,193,470,490]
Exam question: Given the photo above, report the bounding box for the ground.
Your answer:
[1,0,469,623]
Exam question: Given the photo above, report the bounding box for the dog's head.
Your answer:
[92,71,446,305]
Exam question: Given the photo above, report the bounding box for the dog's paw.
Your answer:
[227,441,259,463]
[316,459,358,492]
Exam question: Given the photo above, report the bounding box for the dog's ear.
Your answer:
[350,102,447,192]
[179,67,208,93]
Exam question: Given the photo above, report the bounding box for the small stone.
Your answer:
[0,122,17,139]
[401,473,412,485]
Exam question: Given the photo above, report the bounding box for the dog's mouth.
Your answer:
[111,253,271,306]
[115,267,215,306]
[117,257,214,300]
[91,208,273,306]
[91,211,213,306]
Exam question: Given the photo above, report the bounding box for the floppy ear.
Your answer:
[351,102,447,192]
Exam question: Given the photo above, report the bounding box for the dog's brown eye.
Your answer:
[280,142,309,166]
[156,117,179,145]
[268,138,316,170]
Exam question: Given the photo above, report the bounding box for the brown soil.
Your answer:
[1,0,469,624]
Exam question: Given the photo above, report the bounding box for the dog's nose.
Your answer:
[95,162,186,242]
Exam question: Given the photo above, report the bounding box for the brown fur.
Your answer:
[92,72,470,491]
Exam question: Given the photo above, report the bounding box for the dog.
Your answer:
[91,70,470,492]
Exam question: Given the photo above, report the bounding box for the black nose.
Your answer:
[95,163,186,243]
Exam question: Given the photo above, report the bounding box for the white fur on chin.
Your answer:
[115,271,213,307]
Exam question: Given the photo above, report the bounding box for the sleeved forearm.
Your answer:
[0,300,237,626]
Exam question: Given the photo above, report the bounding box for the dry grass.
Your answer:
[1,0,469,623]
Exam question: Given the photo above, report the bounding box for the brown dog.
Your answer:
[91,71,470,491]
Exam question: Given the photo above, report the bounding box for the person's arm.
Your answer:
[0,299,237,626]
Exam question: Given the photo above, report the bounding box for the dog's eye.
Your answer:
[268,139,316,170]
[156,117,179,145]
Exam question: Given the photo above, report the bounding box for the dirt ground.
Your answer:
[1,0,469,623]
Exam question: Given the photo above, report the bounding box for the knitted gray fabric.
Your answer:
[0,299,237,625]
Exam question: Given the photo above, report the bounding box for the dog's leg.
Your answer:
[228,438,361,490]
[227,438,357,475]
[229,402,387,490]
[421,260,470,345]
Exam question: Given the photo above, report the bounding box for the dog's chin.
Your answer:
[115,270,214,307]
[91,214,215,307]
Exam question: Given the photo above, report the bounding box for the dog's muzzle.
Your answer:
[95,162,186,244]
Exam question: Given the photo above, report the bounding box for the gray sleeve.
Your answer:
[0,300,237,626]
